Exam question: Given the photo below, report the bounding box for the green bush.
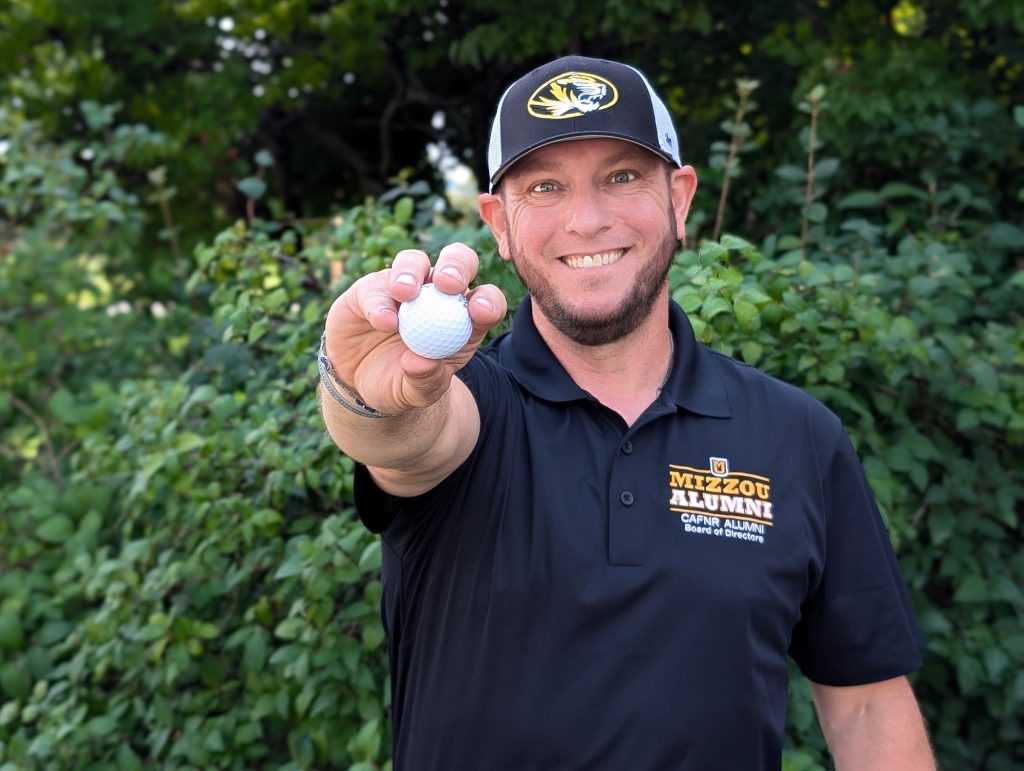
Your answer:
[2,101,1021,769]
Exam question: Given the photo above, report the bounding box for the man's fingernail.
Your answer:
[474,296,494,311]
[439,266,464,282]
[394,273,415,286]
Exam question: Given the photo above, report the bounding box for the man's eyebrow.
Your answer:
[505,144,661,181]
[602,146,662,169]
[505,155,561,178]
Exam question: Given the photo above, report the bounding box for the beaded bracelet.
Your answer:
[317,335,395,419]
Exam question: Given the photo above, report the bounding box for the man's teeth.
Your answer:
[564,250,623,268]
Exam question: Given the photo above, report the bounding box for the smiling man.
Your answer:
[319,55,935,770]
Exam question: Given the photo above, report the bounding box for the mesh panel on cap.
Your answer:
[486,86,513,184]
[624,63,681,165]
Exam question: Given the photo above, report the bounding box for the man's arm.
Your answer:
[319,243,507,497]
[811,676,935,770]
[320,377,482,497]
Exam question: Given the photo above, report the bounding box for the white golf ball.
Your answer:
[398,283,473,359]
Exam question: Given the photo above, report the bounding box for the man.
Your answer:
[319,55,934,770]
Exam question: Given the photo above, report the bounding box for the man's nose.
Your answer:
[563,185,614,238]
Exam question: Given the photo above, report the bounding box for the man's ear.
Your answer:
[479,192,511,260]
[670,165,699,242]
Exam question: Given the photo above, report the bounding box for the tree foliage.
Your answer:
[1,0,1020,273]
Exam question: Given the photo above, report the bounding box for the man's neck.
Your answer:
[534,303,674,426]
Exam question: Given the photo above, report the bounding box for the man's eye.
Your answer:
[611,171,636,183]
[532,181,557,193]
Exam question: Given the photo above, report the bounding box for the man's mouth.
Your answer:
[561,249,625,269]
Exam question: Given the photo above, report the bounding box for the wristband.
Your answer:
[317,334,395,419]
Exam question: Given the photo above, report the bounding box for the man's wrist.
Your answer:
[317,334,395,419]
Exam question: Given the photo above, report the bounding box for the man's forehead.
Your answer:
[504,138,664,177]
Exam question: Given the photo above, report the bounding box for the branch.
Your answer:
[8,394,66,490]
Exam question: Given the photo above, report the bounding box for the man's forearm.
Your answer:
[812,677,935,770]
[319,379,479,497]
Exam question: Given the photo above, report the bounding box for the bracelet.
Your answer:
[317,334,395,419]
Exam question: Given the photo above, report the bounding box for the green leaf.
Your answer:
[359,540,382,570]
[237,177,267,199]
[274,553,304,580]
[203,729,225,752]
[837,190,882,209]
[956,409,979,431]
[953,575,989,603]
[174,432,206,453]
[802,203,827,223]
[720,234,753,251]
[673,286,702,313]
[983,647,1009,681]
[879,182,928,201]
[1003,633,1024,660]
[966,360,999,390]
[48,388,75,418]
[813,157,840,178]
[393,196,414,224]
[782,748,824,771]
[0,701,20,726]
[987,222,1024,249]
[80,100,116,130]
[194,622,220,640]
[737,287,771,305]
[37,515,74,543]
[832,264,855,282]
[698,242,727,264]
[739,341,763,365]
[774,164,806,182]
[701,297,732,320]
[274,617,306,640]
[0,661,30,699]
[346,717,381,761]
[956,656,983,694]
[88,715,120,737]
[733,299,760,332]
[0,612,24,651]
[244,630,269,670]
[248,319,269,343]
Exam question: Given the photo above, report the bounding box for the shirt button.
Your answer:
[620,490,635,506]
[621,440,634,455]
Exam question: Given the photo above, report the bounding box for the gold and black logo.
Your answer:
[527,71,619,119]
[668,458,774,545]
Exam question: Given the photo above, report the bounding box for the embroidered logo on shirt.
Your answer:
[668,458,773,545]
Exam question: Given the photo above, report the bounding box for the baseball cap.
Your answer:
[486,55,682,192]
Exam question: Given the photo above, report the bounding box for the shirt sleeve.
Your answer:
[789,431,926,685]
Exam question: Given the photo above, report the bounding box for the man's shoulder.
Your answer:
[703,346,843,435]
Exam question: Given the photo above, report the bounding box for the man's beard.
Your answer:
[506,218,679,346]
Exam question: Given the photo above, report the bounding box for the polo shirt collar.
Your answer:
[489,296,731,418]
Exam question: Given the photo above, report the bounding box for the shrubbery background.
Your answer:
[2,3,1023,769]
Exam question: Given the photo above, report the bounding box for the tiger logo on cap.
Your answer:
[527,72,619,119]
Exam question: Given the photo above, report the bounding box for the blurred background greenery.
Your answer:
[1,1,1021,769]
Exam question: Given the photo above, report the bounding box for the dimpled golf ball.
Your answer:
[398,283,473,359]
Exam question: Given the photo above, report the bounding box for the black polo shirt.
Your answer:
[355,297,924,771]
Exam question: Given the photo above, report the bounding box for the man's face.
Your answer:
[480,138,697,346]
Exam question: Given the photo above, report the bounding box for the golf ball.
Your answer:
[398,283,473,359]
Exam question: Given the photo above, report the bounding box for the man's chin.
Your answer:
[540,302,648,347]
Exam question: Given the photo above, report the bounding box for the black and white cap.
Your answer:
[486,55,682,192]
